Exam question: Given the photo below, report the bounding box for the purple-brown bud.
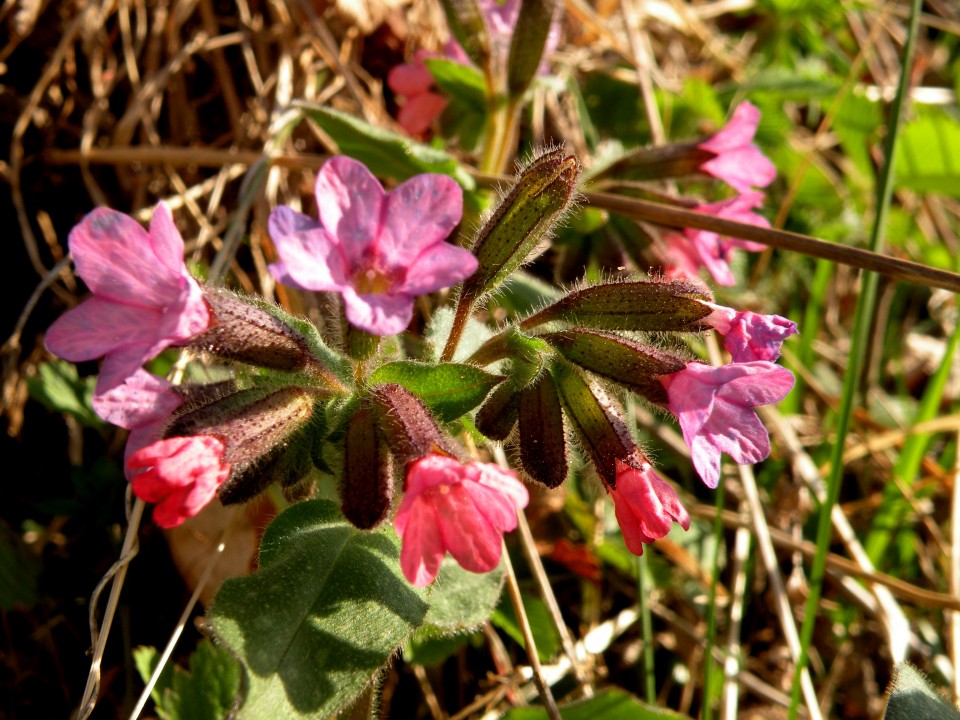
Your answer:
[518,371,568,488]
[341,406,392,529]
[521,279,713,332]
[541,329,686,405]
[368,383,457,465]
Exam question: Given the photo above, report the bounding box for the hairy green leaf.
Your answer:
[368,361,502,422]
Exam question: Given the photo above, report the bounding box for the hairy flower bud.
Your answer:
[506,0,560,97]
[542,329,686,405]
[551,362,642,488]
[164,385,319,504]
[518,371,568,488]
[464,148,580,300]
[474,381,521,440]
[369,383,456,464]
[438,0,492,73]
[191,290,318,372]
[341,405,392,529]
[521,279,713,332]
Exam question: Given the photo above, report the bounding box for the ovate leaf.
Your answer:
[425,58,487,113]
[294,102,475,190]
[424,556,504,630]
[209,500,429,719]
[491,593,560,663]
[368,361,503,422]
[27,360,102,427]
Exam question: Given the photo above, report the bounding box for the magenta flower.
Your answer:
[661,361,795,489]
[703,302,798,362]
[268,156,477,336]
[664,192,770,286]
[92,370,183,478]
[698,102,777,192]
[394,454,529,587]
[610,460,690,556]
[387,51,449,135]
[128,435,231,528]
[45,204,210,397]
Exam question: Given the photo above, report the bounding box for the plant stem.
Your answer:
[440,291,475,362]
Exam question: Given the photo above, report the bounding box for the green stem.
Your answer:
[702,478,726,720]
[440,291,475,362]
[787,0,924,716]
[637,552,656,704]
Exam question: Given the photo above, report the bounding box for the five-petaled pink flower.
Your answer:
[92,370,183,479]
[702,302,798,362]
[664,192,770,286]
[610,459,690,556]
[661,361,795,489]
[128,435,231,528]
[698,102,777,192]
[387,51,449,136]
[45,204,210,397]
[269,156,477,336]
[394,454,529,587]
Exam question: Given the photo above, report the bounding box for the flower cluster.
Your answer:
[46,139,793,584]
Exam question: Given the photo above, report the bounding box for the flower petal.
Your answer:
[401,243,478,295]
[435,485,503,573]
[45,297,161,362]
[341,286,414,336]
[314,156,385,268]
[378,173,463,268]
[397,92,449,135]
[91,369,180,429]
[700,102,761,154]
[268,206,348,291]
[397,498,446,587]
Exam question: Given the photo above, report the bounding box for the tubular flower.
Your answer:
[698,102,777,192]
[128,435,231,528]
[394,454,529,587]
[609,459,690,556]
[45,204,211,397]
[664,192,770,287]
[91,370,184,478]
[702,302,798,362]
[268,156,477,336]
[660,361,795,489]
[387,51,449,136]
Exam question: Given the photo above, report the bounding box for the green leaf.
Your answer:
[491,593,560,663]
[895,110,960,197]
[368,360,503,422]
[209,500,429,719]
[425,58,487,113]
[26,361,102,427]
[501,688,692,720]
[424,557,504,630]
[403,626,474,667]
[134,640,242,720]
[294,102,475,190]
[884,663,960,720]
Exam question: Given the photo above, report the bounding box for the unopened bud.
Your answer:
[191,290,316,372]
[507,0,560,97]
[592,143,713,183]
[521,279,713,332]
[369,383,456,464]
[464,148,580,300]
[519,371,568,488]
[439,0,492,73]
[542,329,686,405]
[474,381,521,440]
[552,362,643,488]
[341,406,392,529]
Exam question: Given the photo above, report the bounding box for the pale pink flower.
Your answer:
[394,454,529,587]
[698,102,777,192]
[387,51,449,135]
[269,156,477,336]
[610,459,690,556]
[702,303,798,362]
[661,361,795,489]
[665,192,770,286]
[128,435,231,528]
[92,370,183,478]
[45,204,210,397]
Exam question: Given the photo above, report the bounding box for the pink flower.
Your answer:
[702,303,798,362]
[45,204,210,397]
[387,51,449,135]
[268,156,477,336]
[698,102,777,192]
[92,369,183,478]
[610,460,690,556]
[664,192,770,286]
[128,435,231,528]
[661,361,795,489]
[394,454,529,587]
